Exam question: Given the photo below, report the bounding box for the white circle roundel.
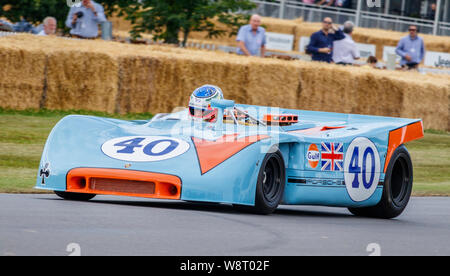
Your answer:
[102,136,190,162]
[344,137,381,202]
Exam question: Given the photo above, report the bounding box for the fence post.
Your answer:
[444,0,448,22]
[279,0,286,19]
[101,21,112,40]
[433,0,442,35]
[355,0,363,27]
[384,0,390,14]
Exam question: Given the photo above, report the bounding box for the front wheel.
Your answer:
[348,145,413,219]
[235,149,286,215]
[54,191,96,201]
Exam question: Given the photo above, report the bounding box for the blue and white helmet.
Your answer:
[189,85,224,122]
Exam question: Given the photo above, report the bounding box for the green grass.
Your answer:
[0,108,153,193]
[407,130,450,196]
[0,109,448,196]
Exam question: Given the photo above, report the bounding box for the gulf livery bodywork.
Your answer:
[36,100,423,218]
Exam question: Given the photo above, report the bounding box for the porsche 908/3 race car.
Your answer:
[36,96,423,219]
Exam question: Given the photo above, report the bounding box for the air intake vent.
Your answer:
[90,178,156,195]
[66,168,181,200]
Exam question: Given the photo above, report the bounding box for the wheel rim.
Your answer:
[262,157,282,203]
[390,156,410,207]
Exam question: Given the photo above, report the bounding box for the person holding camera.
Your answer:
[65,0,106,39]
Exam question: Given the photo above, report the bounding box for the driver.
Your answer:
[188,85,224,123]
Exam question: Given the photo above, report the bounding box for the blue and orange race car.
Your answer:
[36,89,423,219]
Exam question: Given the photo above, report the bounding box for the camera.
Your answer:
[75,11,84,19]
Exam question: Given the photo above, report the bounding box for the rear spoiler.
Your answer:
[384,121,424,172]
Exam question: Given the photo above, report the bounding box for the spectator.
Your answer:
[302,0,316,4]
[236,14,266,57]
[306,17,345,63]
[317,0,334,7]
[37,17,57,36]
[332,21,360,65]
[395,25,425,70]
[426,3,436,20]
[0,18,42,33]
[65,0,106,39]
[363,56,378,69]
[13,18,34,33]
[0,19,14,32]
[334,0,352,9]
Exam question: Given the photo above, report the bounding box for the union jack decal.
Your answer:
[321,142,344,171]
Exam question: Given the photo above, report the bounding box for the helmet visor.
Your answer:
[189,106,215,119]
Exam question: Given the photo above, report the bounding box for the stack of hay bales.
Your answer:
[0,34,448,131]
[0,35,120,113]
[0,41,46,109]
[294,61,449,131]
[45,50,119,113]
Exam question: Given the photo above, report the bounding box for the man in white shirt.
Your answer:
[37,17,57,36]
[332,21,360,65]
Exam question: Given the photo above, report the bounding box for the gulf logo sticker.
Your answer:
[102,136,190,162]
[306,144,320,169]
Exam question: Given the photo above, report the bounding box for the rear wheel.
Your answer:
[348,145,413,219]
[235,149,286,215]
[54,191,96,201]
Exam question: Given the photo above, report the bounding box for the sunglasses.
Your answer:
[409,29,417,32]
[323,21,333,24]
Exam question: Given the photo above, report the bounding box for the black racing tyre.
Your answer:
[54,191,96,201]
[235,149,286,215]
[348,145,413,219]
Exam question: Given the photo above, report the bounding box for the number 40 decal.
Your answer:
[344,137,381,202]
[114,137,179,156]
[102,136,190,162]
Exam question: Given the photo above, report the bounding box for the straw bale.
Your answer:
[291,61,450,131]
[117,54,199,114]
[246,60,301,108]
[352,72,404,117]
[262,17,298,35]
[116,55,157,114]
[295,63,359,113]
[399,82,449,131]
[0,34,449,131]
[44,50,119,113]
[145,55,249,114]
[0,44,46,109]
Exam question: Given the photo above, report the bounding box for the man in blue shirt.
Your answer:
[65,0,106,39]
[395,25,426,70]
[236,14,266,57]
[307,17,346,63]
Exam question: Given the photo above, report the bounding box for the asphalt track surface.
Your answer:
[1,194,449,256]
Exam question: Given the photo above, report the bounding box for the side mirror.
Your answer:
[211,99,235,109]
[210,99,234,130]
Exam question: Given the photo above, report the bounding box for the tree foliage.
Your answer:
[126,0,256,45]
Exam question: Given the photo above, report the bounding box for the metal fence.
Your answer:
[250,0,450,36]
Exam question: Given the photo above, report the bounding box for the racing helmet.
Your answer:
[189,85,224,122]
